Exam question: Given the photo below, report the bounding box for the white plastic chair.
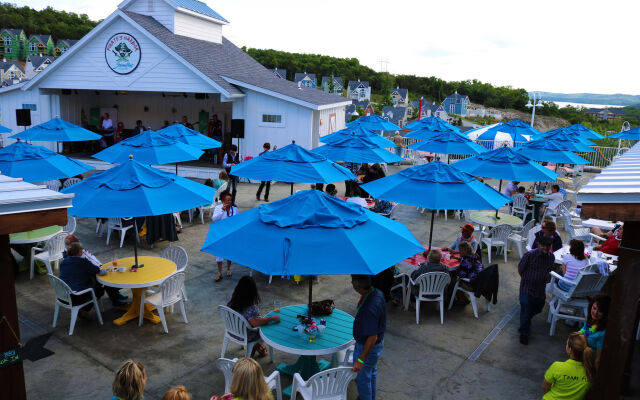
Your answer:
[139,272,188,333]
[41,179,61,192]
[106,217,140,248]
[216,358,283,400]
[214,182,229,205]
[543,199,572,226]
[62,177,81,189]
[526,223,542,252]
[511,195,533,222]
[30,231,67,279]
[48,274,103,335]
[290,367,357,400]
[161,245,188,300]
[508,219,536,259]
[218,305,264,359]
[63,215,76,235]
[447,277,491,318]
[410,272,451,324]
[462,210,482,233]
[481,224,513,263]
[546,268,608,336]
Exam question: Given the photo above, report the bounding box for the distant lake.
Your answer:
[551,101,624,109]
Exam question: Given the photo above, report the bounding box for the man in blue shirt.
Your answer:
[351,274,386,400]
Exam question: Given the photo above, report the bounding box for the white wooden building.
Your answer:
[0,0,350,156]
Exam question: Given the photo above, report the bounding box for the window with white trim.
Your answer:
[4,37,11,45]
[5,47,11,54]
[260,113,285,127]
[29,42,37,51]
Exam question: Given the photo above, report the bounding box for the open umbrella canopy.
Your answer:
[465,123,501,141]
[453,146,558,182]
[312,134,404,163]
[320,124,396,148]
[92,130,204,165]
[10,117,101,142]
[532,129,596,152]
[404,116,461,132]
[408,130,488,155]
[516,140,590,164]
[155,123,221,150]
[404,124,463,140]
[360,161,512,210]
[0,140,93,182]
[230,143,356,183]
[0,124,11,133]
[346,114,402,131]
[201,190,423,276]
[477,120,537,146]
[565,123,604,140]
[610,127,640,140]
[60,157,215,218]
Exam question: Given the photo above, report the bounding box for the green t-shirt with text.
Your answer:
[543,359,591,400]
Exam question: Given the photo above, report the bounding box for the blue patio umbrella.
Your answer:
[0,124,11,133]
[404,116,461,132]
[230,143,356,194]
[565,124,604,140]
[533,129,596,152]
[61,156,215,266]
[10,117,101,141]
[360,161,512,249]
[453,146,557,182]
[346,114,402,131]
[610,127,640,140]
[0,140,93,182]
[516,140,590,165]
[404,124,463,140]
[408,130,488,157]
[312,134,403,163]
[479,119,538,147]
[92,130,204,166]
[320,124,396,148]
[201,189,423,312]
[155,123,221,150]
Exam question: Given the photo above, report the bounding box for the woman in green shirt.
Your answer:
[542,332,595,399]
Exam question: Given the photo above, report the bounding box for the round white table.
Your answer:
[469,211,522,231]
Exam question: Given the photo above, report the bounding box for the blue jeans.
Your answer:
[519,293,545,337]
[353,341,384,400]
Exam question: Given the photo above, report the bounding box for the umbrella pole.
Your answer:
[133,219,139,267]
[495,179,503,219]
[427,209,435,252]
[290,183,294,195]
[308,277,313,319]
[176,164,178,175]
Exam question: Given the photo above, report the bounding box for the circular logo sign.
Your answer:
[105,33,141,75]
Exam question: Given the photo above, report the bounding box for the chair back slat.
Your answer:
[63,216,76,235]
[47,232,69,256]
[160,272,185,304]
[519,219,536,237]
[218,305,251,341]
[416,272,451,296]
[62,177,81,189]
[489,224,513,242]
[215,357,238,394]
[513,195,528,211]
[214,182,229,204]
[308,367,357,398]
[572,271,607,297]
[48,274,73,303]
[161,245,188,271]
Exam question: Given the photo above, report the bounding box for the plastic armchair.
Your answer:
[447,277,491,318]
[218,305,265,359]
[48,274,103,335]
[106,217,140,248]
[62,177,81,189]
[508,219,535,259]
[511,195,533,222]
[30,231,67,279]
[161,245,188,300]
[40,179,61,192]
[588,233,606,247]
[410,272,451,324]
[216,357,283,400]
[63,215,76,235]
[290,367,357,400]
[526,224,542,252]
[139,272,188,333]
[480,224,513,264]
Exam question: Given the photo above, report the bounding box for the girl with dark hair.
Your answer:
[580,294,611,368]
[227,276,280,357]
[558,239,589,291]
[212,191,238,282]
[542,332,595,399]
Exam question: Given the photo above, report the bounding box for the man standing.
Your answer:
[101,112,114,146]
[223,144,240,204]
[181,115,193,129]
[256,142,271,202]
[393,131,404,165]
[518,235,555,345]
[351,274,386,400]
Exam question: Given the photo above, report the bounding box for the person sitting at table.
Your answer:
[227,276,280,357]
[505,180,519,197]
[558,239,590,291]
[593,226,623,256]
[579,294,610,368]
[443,223,478,253]
[111,360,146,400]
[60,242,127,311]
[213,191,238,282]
[210,357,273,400]
[542,332,595,400]
[410,249,449,301]
[211,171,229,190]
[325,183,338,196]
[456,242,483,290]
[532,220,563,253]
[540,184,564,216]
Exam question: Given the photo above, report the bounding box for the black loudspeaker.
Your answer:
[231,119,244,138]
[16,109,31,126]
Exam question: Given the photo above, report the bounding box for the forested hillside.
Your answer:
[0,3,99,40]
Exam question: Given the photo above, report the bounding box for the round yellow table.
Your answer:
[97,256,176,326]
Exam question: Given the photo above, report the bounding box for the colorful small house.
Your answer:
[268,67,287,80]
[409,100,449,121]
[345,100,374,123]
[54,39,78,56]
[347,79,371,101]
[26,34,54,57]
[443,91,470,116]
[390,87,409,106]
[382,105,408,128]
[0,60,26,83]
[321,76,343,94]
[0,28,27,61]
[26,54,55,79]
[294,72,317,88]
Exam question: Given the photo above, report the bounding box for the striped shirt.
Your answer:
[562,254,589,282]
[518,248,555,298]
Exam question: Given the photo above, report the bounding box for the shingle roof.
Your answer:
[321,76,343,87]
[1,28,24,36]
[586,108,627,115]
[445,92,468,101]
[382,106,407,125]
[172,0,228,22]
[348,80,369,91]
[126,12,348,107]
[57,39,78,47]
[268,68,287,79]
[353,100,371,109]
[27,54,55,69]
[0,61,22,71]
[390,87,408,100]
[294,72,316,82]
[29,34,52,44]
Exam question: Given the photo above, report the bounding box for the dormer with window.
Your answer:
[119,0,229,44]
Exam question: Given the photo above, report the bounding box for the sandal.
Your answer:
[256,344,268,357]
[226,270,232,277]
[214,275,223,282]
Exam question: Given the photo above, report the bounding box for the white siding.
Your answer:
[173,10,223,44]
[242,90,313,157]
[0,88,55,150]
[123,0,175,32]
[314,106,345,148]
[35,17,219,93]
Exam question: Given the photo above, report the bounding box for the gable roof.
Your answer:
[353,100,371,109]
[0,61,22,72]
[586,107,626,115]
[268,68,287,79]
[28,34,52,44]
[348,80,370,91]
[172,0,228,22]
[445,91,469,102]
[382,106,407,124]
[294,72,316,82]
[390,87,408,100]
[321,76,343,87]
[56,39,78,47]
[1,28,24,36]
[27,54,55,69]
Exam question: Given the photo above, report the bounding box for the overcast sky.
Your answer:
[15,0,640,94]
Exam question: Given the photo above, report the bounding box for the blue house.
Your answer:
[321,76,343,94]
[390,87,409,106]
[294,72,317,88]
[443,91,470,116]
[268,68,287,80]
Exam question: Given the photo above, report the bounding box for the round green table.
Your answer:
[469,211,522,230]
[10,225,62,244]
[260,304,354,394]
